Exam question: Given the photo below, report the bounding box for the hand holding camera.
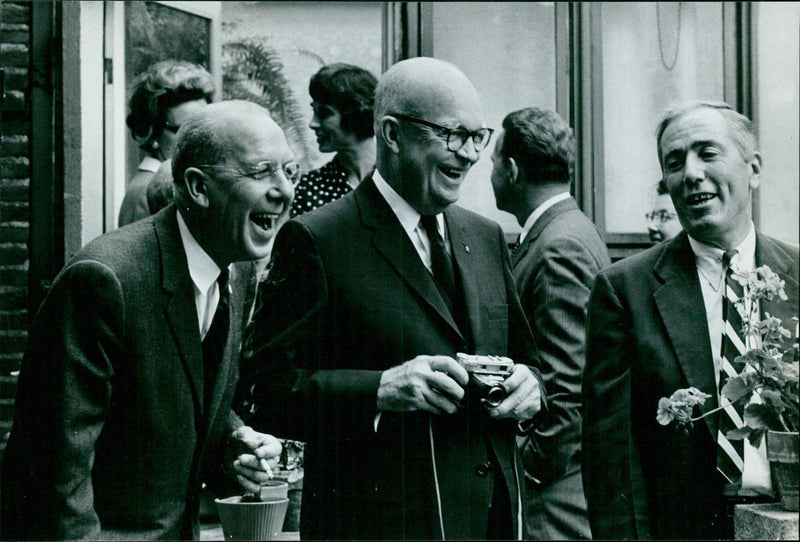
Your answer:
[456,353,542,421]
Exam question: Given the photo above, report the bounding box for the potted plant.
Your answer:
[657,264,799,511]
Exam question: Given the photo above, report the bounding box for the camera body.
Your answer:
[456,353,514,408]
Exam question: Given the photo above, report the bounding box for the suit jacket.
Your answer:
[243,178,546,540]
[582,231,799,540]
[514,197,610,489]
[1,205,252,540]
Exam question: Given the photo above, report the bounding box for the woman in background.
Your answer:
[118,60,214,226]
[292,63,377,216]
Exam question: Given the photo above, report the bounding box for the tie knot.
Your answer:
[722,249,739,269]
[420,215,440,237]
[218,268,230,290]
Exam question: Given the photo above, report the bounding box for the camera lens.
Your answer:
[484,385,506,408]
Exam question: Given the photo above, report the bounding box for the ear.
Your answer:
[507,156,520,185]
[748,151,762,190]
[379,116,401,154]
[183,167,212,208]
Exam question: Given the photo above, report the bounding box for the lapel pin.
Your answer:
[465,245,470,253]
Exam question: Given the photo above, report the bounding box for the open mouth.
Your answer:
[438,166,465,180]
[250,212,280,232]
[686,193,716,205]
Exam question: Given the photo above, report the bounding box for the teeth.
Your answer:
[687,193,715,205]
[440,167,462,178]
[251,213,277,230]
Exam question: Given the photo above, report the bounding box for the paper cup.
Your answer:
[259,480,289,502]
[215,496,289,541]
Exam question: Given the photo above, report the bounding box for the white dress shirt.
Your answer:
[688,223,771,494]
[176,210,230,339]
[518,191,570,244]
[373,170,448,273]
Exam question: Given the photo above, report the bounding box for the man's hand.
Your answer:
[486,364,541,421]
[377,355,469,415]
[229,426,282,494]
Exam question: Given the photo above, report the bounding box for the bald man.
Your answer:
[1,101,294,540]
[243,58,546,539]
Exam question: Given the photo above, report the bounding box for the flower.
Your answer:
[657,264,799,447]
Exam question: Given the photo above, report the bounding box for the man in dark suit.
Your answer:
[242,57,547,540]
[491,107,609,540]
[0,100,291,540]
[582,101,799,539]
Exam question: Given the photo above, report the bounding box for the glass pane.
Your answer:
[601,2,724,234]
[124,2,212,185]
[431,1,557,232]
[220,2,384,171]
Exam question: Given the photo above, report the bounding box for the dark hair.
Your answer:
[655,100,757,168]
[309,63,377,139]
[126,60,215,154]
[500,107,575,185]
[146,162,175,215]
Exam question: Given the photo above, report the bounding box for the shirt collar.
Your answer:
[372,170,444,237]
[688,222,756,288]
[139,156,162,174]
[519,191,570,243]
[176,210,224,295]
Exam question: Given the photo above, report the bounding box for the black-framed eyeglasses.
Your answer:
[391,113,494,152]
[645,210,678,223]
[197,161,303,186]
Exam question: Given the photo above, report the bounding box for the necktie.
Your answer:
[717,249,747,484]
[420,215,457,305]
[202,268,230,410]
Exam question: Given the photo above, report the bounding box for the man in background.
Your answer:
[242,57,546,540]
[647,178,682,244]
[491,107,608,540]
[582,101,799,539]
[1,101,293,539]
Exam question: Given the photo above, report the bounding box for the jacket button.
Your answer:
[475,462,491,477]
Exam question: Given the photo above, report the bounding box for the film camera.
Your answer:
[456,353,514,408]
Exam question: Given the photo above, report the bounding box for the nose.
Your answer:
[683,152,704,185]
[456,137,479,164]
[309,113,320,130]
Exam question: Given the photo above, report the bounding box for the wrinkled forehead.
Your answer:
[219,115,292,165]
[660,108,733,154]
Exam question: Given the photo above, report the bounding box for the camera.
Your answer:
[456,353,514,408]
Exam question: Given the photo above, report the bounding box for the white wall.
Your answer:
[756,2,800,244]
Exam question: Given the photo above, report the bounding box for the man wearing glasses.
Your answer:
[1,100,293,540]
[242,57,546,540]
[647,179,683,244]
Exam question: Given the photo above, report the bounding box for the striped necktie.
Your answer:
[420,215,457,305]
[717,249,747,484]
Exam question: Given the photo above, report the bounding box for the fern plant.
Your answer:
[222,39,320,170]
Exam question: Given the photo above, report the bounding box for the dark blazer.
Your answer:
[515,197,610,487]
[1,205,252,540]
[582,231,799,540]
[244,178,546,540]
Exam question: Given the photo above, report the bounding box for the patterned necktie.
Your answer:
[717,249,747,484]
[420,215,457,305]
[202,268,230,410]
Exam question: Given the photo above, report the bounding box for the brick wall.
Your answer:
[0,1,31,452]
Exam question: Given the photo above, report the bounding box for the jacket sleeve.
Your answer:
[582,270,652,539]
[518,235,603,486]
[1,260,122,540]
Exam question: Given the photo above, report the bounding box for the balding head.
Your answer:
[170,100,295,267]
[374,58,486,214]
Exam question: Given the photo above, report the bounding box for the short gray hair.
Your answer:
[655,101,757,167]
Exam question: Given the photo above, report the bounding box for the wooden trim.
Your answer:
[29,1,64,317]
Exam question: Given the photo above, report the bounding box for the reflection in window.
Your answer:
[431,2,557,232]
[600,2,723,235]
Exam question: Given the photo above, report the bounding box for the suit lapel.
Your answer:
[446,208,480,344]
[512,197,577,266]
[155,206,204,418]
[756,233,799,329]
[356,180,463,339]
[653,234,719,438]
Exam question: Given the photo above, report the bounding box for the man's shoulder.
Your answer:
[602,237,679,279]
[66,217,160,277]
[446,204,504,234]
